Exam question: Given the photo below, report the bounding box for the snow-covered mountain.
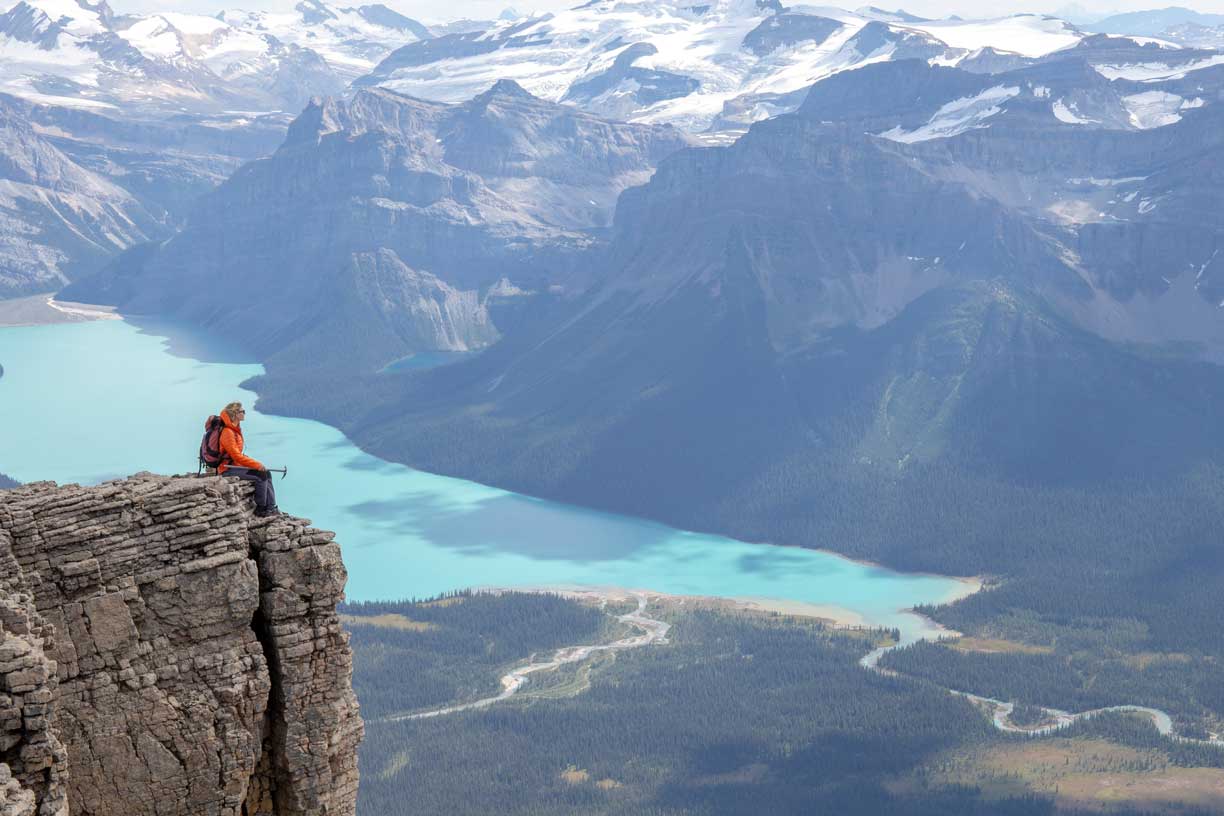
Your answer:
[218,0,430,76]
[3,0,1219,134]
[359,2,1097,133]
[0,0,427,113]
[5,2,1224,302]
[0,0,430,296]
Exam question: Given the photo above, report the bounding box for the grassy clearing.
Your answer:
[949,636,1053,655]
[340,613,437,632]
[418,596,467,608]
[1122,652,1193,670]
[560,766,624,791]
[377,750,412,781]
[908,739,1224,812]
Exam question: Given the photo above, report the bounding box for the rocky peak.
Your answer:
[0,474,362,816]
[0,3,54,46]
[472,78,537,105]
[295,0,336,25]
[1,0,110,41]
[356,4,430,38]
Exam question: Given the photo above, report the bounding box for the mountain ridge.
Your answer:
[0,0,428,115]
[62,82,692,369]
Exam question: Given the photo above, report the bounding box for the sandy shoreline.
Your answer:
[482,585,887,629]
[0,296,118,327]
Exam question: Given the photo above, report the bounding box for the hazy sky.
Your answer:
[109,0,1224,25]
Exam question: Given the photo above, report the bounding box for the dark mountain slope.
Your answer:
[338,274,1224,576]
[299,62,1224,581]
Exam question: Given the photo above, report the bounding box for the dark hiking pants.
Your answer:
[223,467,277,513]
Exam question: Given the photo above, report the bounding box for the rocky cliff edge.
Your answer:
[0,474,363,816]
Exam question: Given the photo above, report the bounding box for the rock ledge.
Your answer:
[0,474,362,816]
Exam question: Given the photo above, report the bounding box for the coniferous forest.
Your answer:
[346,594,1224,815]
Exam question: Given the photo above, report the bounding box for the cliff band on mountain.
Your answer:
[0,474,362,816]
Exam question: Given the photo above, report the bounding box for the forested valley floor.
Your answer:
[345,592,1224,815]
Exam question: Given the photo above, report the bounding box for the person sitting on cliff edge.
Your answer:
[217,401,280,518]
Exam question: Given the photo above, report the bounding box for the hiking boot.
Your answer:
[255,506,281,518]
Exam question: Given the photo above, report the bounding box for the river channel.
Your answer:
[0,318,974,642]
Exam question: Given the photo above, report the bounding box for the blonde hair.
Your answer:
[223,401,244,422]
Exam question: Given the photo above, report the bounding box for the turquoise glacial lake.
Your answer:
[0,319,972,642]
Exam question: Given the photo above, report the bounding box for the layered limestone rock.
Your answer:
[0,523,67,816]
[0,474,362,816]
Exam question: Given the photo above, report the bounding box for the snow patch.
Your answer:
[20,0,106,36]
[1095,54,1224,82]
[891,14,1082,58]
[157,12,228,36]
[373,7,1082,133]
[1052,99,1096,124]
[1122,91,1199,129]
[1067,176,1147,187]
[119,17,185,60]
[1103,33,1180,49]
[879,84,1019,143]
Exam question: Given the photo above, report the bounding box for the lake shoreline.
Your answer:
[479,585,979,640]
[0,295,118,327]
[7,302,986,604]
[1,315,983,633]
[481,585,871,628]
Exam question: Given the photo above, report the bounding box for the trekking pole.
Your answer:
[267,467,288,480]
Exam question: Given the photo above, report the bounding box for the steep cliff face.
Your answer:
[0,474,362,816]
[64,83,692,373]
[0,97,164,298]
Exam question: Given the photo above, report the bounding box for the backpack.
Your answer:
[199,415,228,470]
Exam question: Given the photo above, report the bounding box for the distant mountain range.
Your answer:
[0,89,288,295]
[8,1,1224,298]
[1085,7,1224,48]
[358,3,1096,133]
[58,40,1224,569]
[0,0,422,293]
[1086,7,1224,37]
[0,92,159,295]
[3,0,1210,131]
[0,0,427,114]
[66,81,691,370]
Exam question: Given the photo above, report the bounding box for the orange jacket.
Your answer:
[217,411,264,473]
